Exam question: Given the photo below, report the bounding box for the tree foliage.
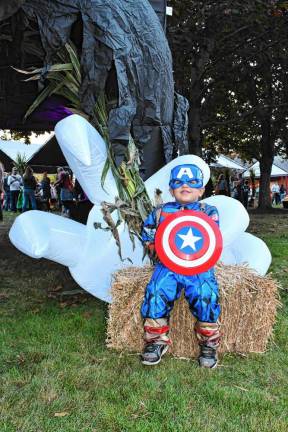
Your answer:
[168,0,288,208]
[0,130,32,143]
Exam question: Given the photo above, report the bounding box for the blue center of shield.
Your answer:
[175,226,204,253]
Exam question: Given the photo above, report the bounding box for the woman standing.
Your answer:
[40,172,51,211]
[0,162,4,221]
[22,166,37,212]
[215,173,229,196]
[54,170,74,216]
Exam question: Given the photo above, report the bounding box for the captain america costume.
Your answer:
[140,164,221,367]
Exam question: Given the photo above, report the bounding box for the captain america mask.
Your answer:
[169,164,204,190]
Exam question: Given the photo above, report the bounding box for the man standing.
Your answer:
[3,172,11,211]
[271,182,280,205]
[8,167,22,212]
[0,162,4,221]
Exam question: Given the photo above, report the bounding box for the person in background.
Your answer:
[236,174,244,204]
[271,182,281,205]
[242,180,250,209]
[8,167,22,212]
[3,171,11,211]
[70,179,93,224]
[0,162,4,221]
[215,173,229,196]
[56,167,65,210]
[50,181,58,210]
[279,184,286,202]
[54,169,74,216]
[40,172,51,211]
[22,166,37,212]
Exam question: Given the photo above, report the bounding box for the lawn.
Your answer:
[0,211,288,432]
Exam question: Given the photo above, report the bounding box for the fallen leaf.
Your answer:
[83,311,93,319]
[0,293,9,302]
[52,285,63,292]
[54,412,69,417]
[233,385,249,392]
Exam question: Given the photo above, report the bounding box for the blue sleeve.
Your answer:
[205,205,220,226]
[141,208,158,243]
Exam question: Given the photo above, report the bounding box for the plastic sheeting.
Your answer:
[0,0,25,21]
[9,115,272,302]
[7,0,189,179]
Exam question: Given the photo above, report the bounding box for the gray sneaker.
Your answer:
[198,345,218,369]
[141,343,169,366]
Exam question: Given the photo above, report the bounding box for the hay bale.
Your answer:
[106,264,281,358]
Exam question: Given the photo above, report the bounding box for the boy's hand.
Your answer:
[146,242,158,262]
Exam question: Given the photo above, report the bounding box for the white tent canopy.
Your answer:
[0,140,42,162]
[211,155,245,170]
[243,161,288,178]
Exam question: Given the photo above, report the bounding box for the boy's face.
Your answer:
[170,184,205,204]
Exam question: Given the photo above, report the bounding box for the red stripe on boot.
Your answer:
[196,328,218,337]
[144,325,170,334]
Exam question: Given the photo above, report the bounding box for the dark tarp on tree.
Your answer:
[0,0,189,179]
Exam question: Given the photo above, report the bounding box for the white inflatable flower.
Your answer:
[9,115,271,302]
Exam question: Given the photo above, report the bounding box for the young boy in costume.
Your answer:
[140,163,221,368]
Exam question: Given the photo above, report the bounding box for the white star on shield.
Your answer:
[178,228,202,251]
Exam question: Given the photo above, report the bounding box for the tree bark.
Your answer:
[188,102,202,156]
[258,119,274,209]
[258,155,273,209]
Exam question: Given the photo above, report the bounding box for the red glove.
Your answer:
[146,242,158,261]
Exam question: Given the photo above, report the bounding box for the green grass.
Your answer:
[0,212,288,432]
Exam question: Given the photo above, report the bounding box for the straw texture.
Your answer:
[107,264,280,358]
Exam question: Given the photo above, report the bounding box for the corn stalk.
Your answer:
[13,153,28,176]
[16,42,153,249]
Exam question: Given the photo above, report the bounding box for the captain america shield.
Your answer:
[155,210,223,275]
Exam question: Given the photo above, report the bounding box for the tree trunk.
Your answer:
[258,119,274,209]
[258,156,273,209]
[188,103,202,156]
[188,36,215,157]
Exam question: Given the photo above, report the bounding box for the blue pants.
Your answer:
[141,263,220,323]
[22,188,37,211]
[4,191,11,210]
[10,190,20,212]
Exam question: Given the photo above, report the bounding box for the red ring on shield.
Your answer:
[155,210,223,276]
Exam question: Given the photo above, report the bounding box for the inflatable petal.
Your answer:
[70,209,146,302]
[55,114,92,166]
[220,232,271,275]
[9,210,85,267]
[145,155,210,204]
[202,195,249,247]
[55,114,118,204]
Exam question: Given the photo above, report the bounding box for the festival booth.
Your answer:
[211,155,245,171]
[243,157,288,192]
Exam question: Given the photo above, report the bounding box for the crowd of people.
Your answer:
[214,173,252,208]
[214,173,287,209]
[0,163,91,222]
[0,166,58,215]
[1,162,287,223]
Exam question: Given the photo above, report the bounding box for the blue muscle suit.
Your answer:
[141,200,221,348]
